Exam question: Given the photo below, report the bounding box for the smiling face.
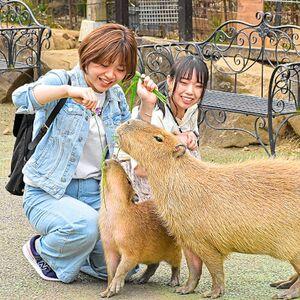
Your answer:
[167,69,203,117]
[78,23,137,89]
[165,56,209,119]
[84,59,126,93]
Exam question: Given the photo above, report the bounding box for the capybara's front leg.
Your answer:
[102,256,137,298]
[134,263,159,284]
[200,251,225,299]
[167,249,181,287]
[169,266,180,287]
[273,258,300,300]
[270,273,299,290]
[100,250,120,298]
[176,248,202,294]
[106,251,121,285]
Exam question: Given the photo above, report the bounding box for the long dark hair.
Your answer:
[158,55,209,121]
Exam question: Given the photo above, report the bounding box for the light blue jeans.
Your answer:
[23,178,107,283]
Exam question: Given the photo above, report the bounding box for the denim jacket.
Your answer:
[12,65,131,199]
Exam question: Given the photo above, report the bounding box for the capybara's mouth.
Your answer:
[116,120,149,156]
[116,122,131,153]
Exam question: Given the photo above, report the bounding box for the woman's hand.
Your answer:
[174,131,198,151]
[67,86,98,111]
[137,75,158,108]
[137,75,158,122]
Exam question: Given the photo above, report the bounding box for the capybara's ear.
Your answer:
[172,143,187,158]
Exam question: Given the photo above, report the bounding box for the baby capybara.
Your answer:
[116,119,300,300]
[99,159,182,298]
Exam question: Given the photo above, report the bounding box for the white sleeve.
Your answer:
[131,106,138,119]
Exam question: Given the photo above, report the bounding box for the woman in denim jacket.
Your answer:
[13,23,156,283]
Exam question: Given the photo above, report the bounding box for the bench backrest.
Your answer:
[137,12,300,99]
[0,0,51,76]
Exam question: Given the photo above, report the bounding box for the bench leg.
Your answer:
[268,115,276,157]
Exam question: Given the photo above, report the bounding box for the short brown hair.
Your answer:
[78,23,137,81]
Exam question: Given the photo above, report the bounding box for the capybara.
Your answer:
[99,159,182,298]
[116,119,300,299]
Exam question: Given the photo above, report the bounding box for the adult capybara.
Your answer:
[116,119,300,300]
[99,159,182,298]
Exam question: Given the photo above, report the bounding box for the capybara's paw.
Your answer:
[200,287,224,299]
[168,276,180,287]
[270,275,299,290]
[109,277,125,295]
[272,290,299,299]
[100,277,125,298]
[176,284,195,294]
[100,288,115,298]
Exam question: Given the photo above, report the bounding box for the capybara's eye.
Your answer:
[154,135,164,142]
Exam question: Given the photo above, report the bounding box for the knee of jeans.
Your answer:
[73,214,99,244]
[63,212,99,248]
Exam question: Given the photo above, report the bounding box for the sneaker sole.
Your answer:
[22,241,60,282]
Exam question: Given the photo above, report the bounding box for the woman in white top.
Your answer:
[128,55,209,201]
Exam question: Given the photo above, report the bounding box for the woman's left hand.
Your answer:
[174,131,198,151]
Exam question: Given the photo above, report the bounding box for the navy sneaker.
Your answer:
[22,235,60,282]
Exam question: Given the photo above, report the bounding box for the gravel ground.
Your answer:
[0,103,295,300]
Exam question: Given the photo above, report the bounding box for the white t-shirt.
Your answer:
[73,92,107,180]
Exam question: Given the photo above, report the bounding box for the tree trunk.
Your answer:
[223,0,228,22]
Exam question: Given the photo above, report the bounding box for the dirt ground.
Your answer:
[0,103,295,300]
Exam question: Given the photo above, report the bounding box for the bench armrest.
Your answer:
[268,62,300,115]
[0,0,51,75]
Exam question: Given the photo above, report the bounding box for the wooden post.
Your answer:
[223,0,228,22]
[115,0,129,26]
[87,0,106,22]
[79,0,107,41]
[274,1,282,26]
[69,0,73,29]
[178,0,193,41]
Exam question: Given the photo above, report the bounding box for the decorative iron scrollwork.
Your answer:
[0,0,51,76]
[137,12,300,157]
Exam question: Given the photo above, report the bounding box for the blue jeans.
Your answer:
[23,178,107,283]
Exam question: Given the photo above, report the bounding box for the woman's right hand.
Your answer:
[67,86,98,111]
[174,130,198,151]
[137,75,158,108]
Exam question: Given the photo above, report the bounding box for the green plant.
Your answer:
[125,71,167,112]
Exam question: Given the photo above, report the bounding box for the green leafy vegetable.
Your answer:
[125,71,167,112]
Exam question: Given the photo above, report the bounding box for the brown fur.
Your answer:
[99,159,182,298]
[116,119,300,299]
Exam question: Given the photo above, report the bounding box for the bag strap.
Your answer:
[166,103,183,133]
[28,76,71,151]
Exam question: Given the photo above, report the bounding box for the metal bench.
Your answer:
[137,12,300,157]
[0,0,51,80]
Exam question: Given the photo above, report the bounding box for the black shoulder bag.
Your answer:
[5,81,70,196]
